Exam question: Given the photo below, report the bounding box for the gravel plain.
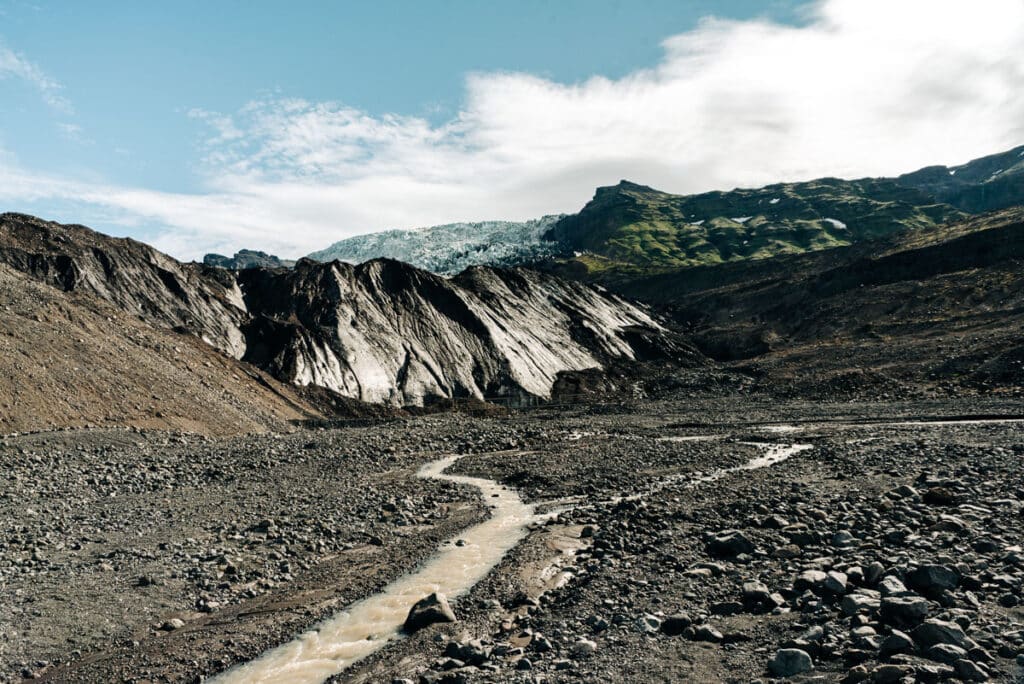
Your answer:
[2,398,1023,683]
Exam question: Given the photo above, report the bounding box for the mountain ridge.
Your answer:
[296,144,1024,281]
[0,212,691,416]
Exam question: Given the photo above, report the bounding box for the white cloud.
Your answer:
[2,0,1024,260]
[0,44,72,113]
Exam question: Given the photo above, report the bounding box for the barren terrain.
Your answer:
[3,398,1022,683]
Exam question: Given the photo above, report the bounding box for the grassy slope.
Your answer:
[546,178,965,276]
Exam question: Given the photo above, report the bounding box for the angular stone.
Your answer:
[823,571,849,594]
[922,487,958,506]
[795,569,828,591]
[864,562,885,586]
[880,596,930,627]
[707,530,754,557]
[953,658,989,681]
[924,643,967,664]
[877,576,909,597]
[878,630,916,658]
[660,613,692,636]
[693,624,723,642]
[842,592,881,616]
[907,565,959,595]
[869,664,915,683]
[912,619,976,651]
[404,592,457,633]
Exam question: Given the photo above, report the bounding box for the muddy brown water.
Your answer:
[211,454,539,683]
[213,439,819,684]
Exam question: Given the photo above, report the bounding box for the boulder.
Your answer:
[878,630,916,658]
[880,596,930,627]
[912,619,976,651]
[768,648,813,677]
[404,592,457,633]
[906,565,959,595]
[660,613,692,636]
[706,530,754,557]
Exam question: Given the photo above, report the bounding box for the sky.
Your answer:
[1,0,1023,260]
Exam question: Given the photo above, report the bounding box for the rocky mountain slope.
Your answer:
[623,208,1024,396]
[544,145,1024,280]
[0,261,327,435]
[0,213,688,415]
[237,258,692,405]
[897,143,1024,214]
[304,145,1022,283]
[0,213,248,358]
[307,216,563,274]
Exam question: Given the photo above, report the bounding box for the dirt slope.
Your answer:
[0,263,324,435]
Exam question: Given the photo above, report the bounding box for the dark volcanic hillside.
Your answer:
[627,208,1024,396]
[0,213,248,357]
[897,143,1024,213]
[204,249,295,270]
[237,258,693,405]
[0,261,327,434]
[0,213,691,414]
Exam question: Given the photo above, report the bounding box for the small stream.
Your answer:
[213,442,810,683]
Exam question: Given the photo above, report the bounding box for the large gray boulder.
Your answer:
[912,619,977,651]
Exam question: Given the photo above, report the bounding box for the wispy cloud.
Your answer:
[56,122,92,145]
[2,0,1024,260]
[0,44,72,113]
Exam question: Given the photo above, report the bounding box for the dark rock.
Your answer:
[768,648,813,677]
[906,565,959,595]
[706,530,754,557]
[924,643,968,664]
[878,630,916,658]
[912,619,975,651]
[922,487,958,506]
[880,596,930,627]
[868,664,915,683]
[404,592,457,633]
[660,613,692,636]
[692,624,724,642]
[953,658,989,681]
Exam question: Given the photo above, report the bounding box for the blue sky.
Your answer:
[1,0,1023,259]
[1,1,799,194]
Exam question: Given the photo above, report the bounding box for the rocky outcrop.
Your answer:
[0,213,248,357]
[896,144,1024,214]
[237,258,690,406]
[0,213,692,408]
[0,261,325,435]
[203,249,295,270]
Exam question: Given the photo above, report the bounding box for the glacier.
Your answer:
[307,216,564,274]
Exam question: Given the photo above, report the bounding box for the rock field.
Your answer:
[2,398,1023,683]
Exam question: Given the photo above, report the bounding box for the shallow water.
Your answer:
[214,440,814,683]
[211,455,539,684]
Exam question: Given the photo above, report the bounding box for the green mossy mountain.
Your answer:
[544,178,965,274]
[543,144,1024,278]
